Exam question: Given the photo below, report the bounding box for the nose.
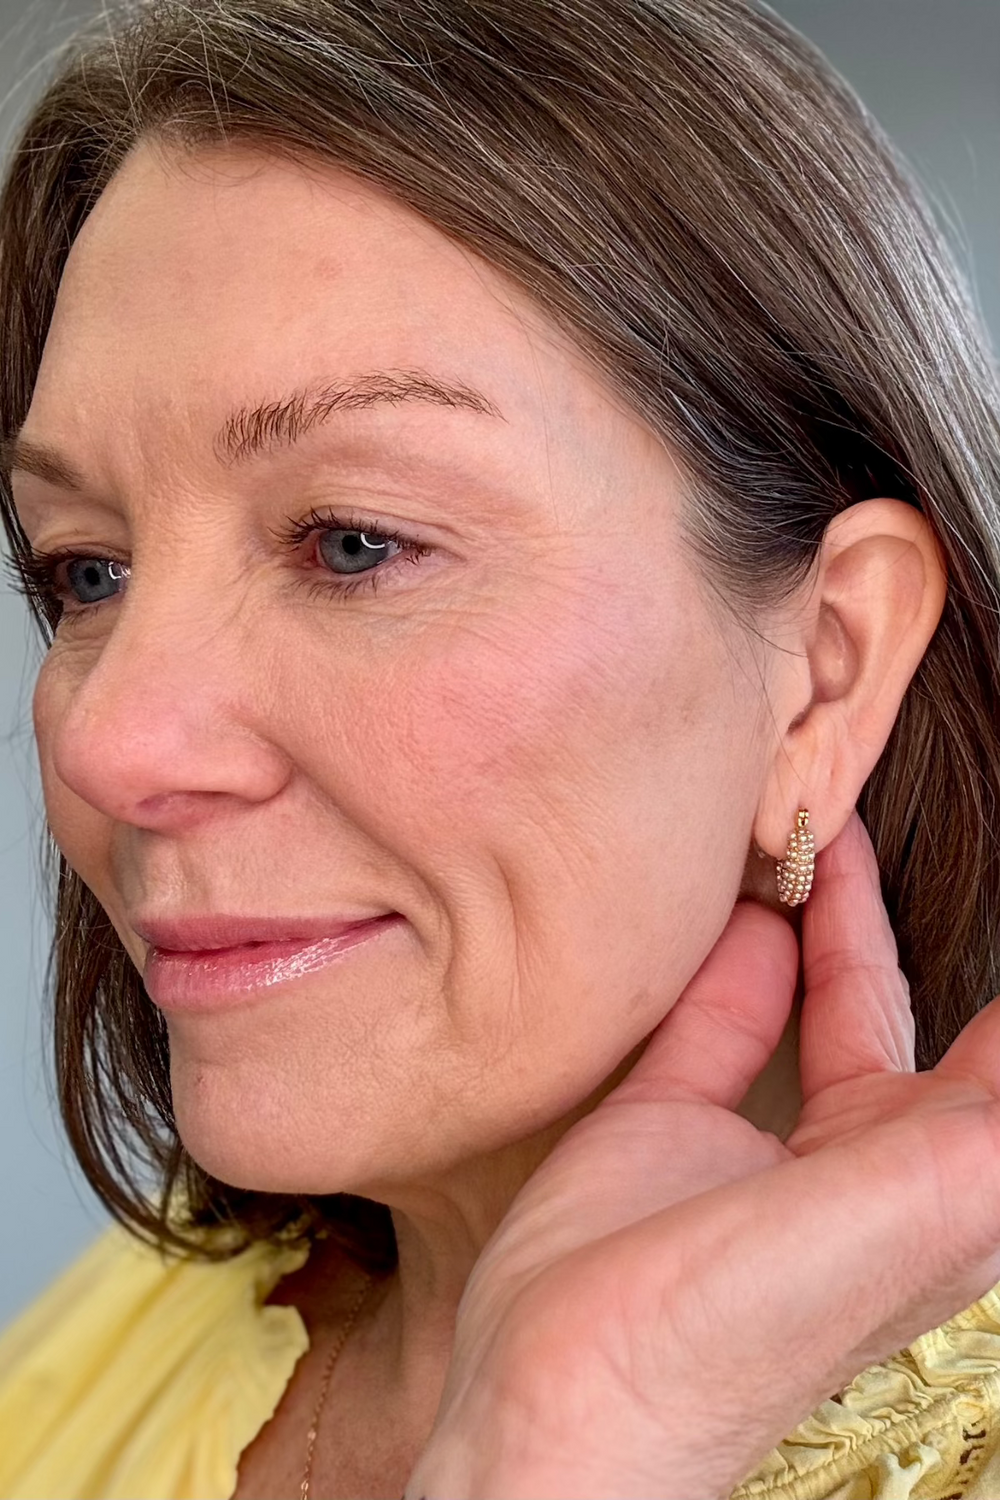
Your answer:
[43,565,293,833]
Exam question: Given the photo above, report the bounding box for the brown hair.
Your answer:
[2,0,1000,1272]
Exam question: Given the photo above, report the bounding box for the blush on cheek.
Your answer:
[397,583,688,795]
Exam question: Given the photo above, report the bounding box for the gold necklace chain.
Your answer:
[299,1269,376,1500]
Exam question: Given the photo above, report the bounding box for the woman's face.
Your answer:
[15,140,781,1194]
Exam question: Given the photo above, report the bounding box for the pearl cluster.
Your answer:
[775,809,815,906]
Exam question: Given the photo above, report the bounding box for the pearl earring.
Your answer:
[775,809,815,906]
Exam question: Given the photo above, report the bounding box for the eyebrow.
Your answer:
[218,369,503,465]
[0,438,84,491]
[0,369,503,491]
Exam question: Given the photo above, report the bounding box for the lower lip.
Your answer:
[144,915,405,1011]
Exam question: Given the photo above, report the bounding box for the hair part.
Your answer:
[3,0,1000,1269]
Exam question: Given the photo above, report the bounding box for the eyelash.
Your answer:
[7,507,433,621]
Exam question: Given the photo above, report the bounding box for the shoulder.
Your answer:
[0,1221,310,1500]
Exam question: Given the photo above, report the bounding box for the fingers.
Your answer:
[608,1093,1000,1495]
[799,811,916,1102]
[613,900,799,1109]
[935,991,1000,1095]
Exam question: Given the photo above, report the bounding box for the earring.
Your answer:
[775,809,815,906]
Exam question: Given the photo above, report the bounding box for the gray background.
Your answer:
[1,0,999,1327]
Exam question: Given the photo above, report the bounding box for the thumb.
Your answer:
[798,811,916,1100]
[612,900,800,1109]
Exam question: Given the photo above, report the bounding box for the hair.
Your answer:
[2,0,1000,1272]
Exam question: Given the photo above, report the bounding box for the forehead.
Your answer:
[28,138,613,447]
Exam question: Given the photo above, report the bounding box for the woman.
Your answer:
[2,0,1000,1495]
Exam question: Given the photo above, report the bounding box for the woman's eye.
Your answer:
[299,515,432,600]
[9,512,432,626]
[317,528,399,576]
[65,557,130,606]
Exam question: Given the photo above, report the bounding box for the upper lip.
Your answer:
[132,913,397,953]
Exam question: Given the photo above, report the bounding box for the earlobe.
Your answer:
[753,498,947,862]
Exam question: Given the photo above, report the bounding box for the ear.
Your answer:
[754,498,947,859]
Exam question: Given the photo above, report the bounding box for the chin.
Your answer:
[169,1061,361,1195]
[175,1120,349,1195]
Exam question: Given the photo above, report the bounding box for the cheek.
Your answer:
[388,569,757,852]
[31,653,60,781]
[31,649,127,943]
[336,572,765,1073]
[31,652,105,878]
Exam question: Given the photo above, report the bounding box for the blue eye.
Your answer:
[275,509,432,602]
[6,547,131,622]
[65,556,130,605]
[317,528,396,576]
[8,509,432,626]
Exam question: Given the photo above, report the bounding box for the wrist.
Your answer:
[403,1409,725,1500]
[402,1320,730,1498]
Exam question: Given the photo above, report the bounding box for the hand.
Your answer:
[405,814,1000,1499]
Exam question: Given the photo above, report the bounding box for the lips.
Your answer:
[141,913,406,1010]
[133,912,397,953]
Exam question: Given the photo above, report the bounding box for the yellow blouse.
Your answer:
[3,1223,1000,1500]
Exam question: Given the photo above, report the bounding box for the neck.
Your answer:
[364,1035,651,1397]
[283,1003,802,1421]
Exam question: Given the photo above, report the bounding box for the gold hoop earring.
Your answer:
[775,809,815,906]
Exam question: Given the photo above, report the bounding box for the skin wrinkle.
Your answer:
[24,127,761,1171]
[0,371,506,488]
[11,137,948,1494]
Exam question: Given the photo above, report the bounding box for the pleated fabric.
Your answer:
[4,1223,1000,1500]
